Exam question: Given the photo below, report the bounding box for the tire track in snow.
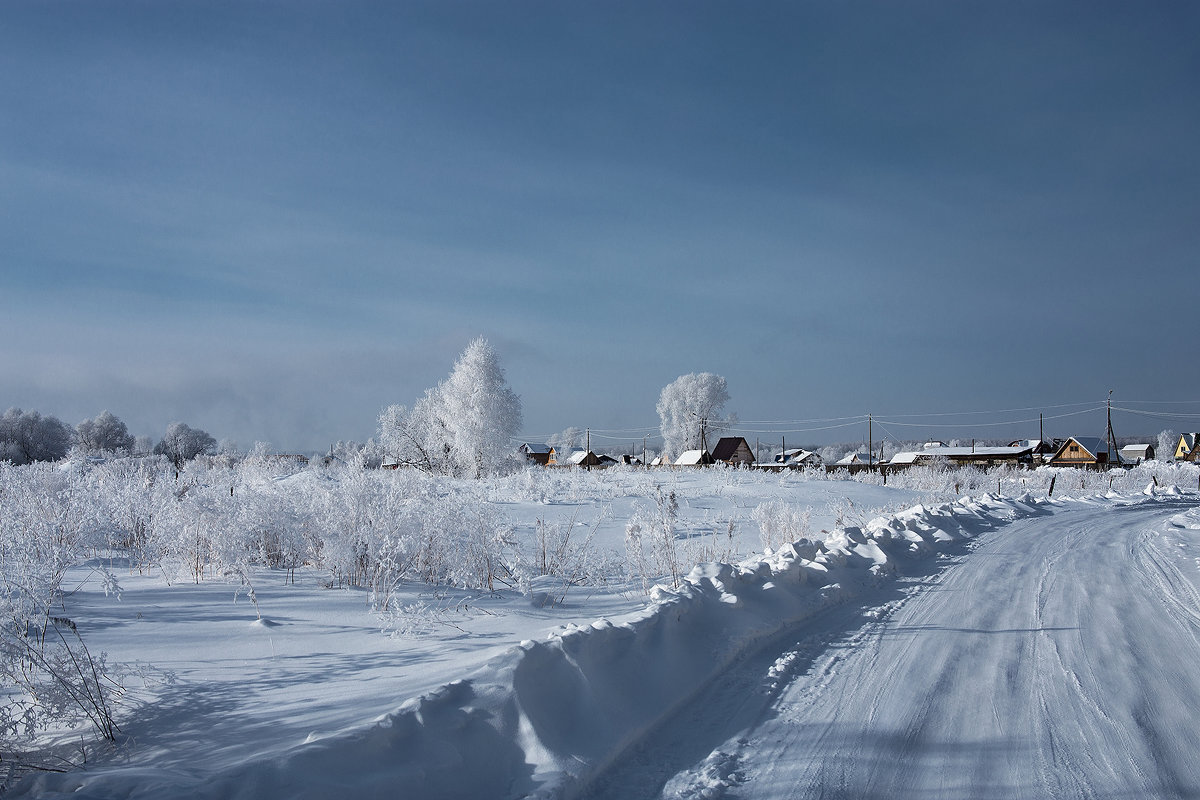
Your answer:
[721,499,1200,800]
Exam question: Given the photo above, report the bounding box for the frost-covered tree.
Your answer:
[76,410,135,455]
[440,338,523,477]
[0,407,74,464]
[547,426,583,451]
[154,422,217,469]
[655,373,733,460]
[1157,429,1177,461]
[380,338,522,478]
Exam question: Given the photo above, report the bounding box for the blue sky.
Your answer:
[2,1,1198,452]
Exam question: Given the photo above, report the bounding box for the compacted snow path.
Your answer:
[588,500,1200,800]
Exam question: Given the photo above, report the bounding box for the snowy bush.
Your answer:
[752,499,812,552]
[0,463,124,754]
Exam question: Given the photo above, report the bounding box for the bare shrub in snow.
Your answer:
[752,499,812,552]
[0,463,124,755]
[626,486,682,591]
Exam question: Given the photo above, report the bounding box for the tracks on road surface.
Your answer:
[574,498,1200,800]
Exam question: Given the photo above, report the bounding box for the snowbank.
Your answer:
[24,493,1073,800]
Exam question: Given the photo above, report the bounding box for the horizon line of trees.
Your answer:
[3,345,1190,475]
[0,407,221,468]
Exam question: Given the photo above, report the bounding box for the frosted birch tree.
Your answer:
[380,337,522,477]
[656,373,733,460]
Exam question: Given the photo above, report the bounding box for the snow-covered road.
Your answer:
[588,499,1200,800]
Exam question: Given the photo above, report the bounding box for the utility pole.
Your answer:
[1106,391,1119,467]
[586,427,591,472]
[869,414,873,473]
[1039,413,1043,445]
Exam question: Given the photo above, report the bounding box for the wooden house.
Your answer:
[1175,433,1200,462]
[711,436,754,466]
[519,443,553,466]
[1049,437,1111,467]
[889,444,1036,469]
[771,448,823,468]
[565,449,601,467]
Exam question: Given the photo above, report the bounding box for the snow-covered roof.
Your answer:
[1059,437,1108,459]
[917,446,1034,458]
[889,451,920,465]
[836,453,872,465]
[674,449,711,466]
[567,449,595,465]
[774,448,821,464]
[520,443,551,455]
[711,437,751,461]
[1119,444,1152,460]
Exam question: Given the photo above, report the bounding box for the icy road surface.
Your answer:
[590,499,1200,800]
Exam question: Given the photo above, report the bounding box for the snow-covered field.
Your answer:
[6,462,1200,799]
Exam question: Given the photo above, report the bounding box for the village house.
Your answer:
[519,443,553,466]
[564,449,601,468]
[711,436,754,466]
[1049,437,1112,468]
[771,448,824,468]
[889,444,1036,469]
[1175,433,1200,462]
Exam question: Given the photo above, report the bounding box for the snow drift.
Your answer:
[23,493,1072,800]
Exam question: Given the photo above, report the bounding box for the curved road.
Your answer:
[585,499,1200,800]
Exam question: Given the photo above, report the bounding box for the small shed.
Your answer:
[1118,443,1155,464]
[711,437,754,466]
[674,449,715,467]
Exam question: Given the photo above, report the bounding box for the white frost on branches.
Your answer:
[656,373,734,461]
[379,337,523,478]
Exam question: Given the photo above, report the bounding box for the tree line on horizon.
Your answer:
[2,339,1188,474]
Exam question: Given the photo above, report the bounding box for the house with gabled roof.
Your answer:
[565,449,601,467]
[1175,433,1200,462]
[889,444,1036,469]
[1049,437,1111,467]
[519,443,553,466]
[771,448,823,468]
[711,436,754,466]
